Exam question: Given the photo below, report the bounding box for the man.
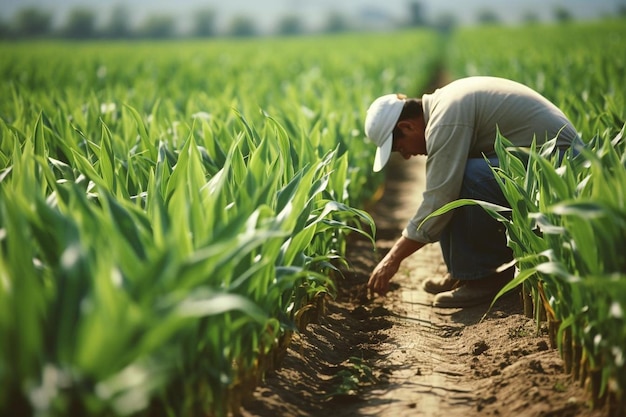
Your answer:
[364,76,580,308]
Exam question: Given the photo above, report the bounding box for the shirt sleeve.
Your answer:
[402,123,474,243]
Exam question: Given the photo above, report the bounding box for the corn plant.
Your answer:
[495,130,626,411]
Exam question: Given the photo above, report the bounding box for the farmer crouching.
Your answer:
[364,76,581,308]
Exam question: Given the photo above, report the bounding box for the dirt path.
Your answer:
[240,153,607,417]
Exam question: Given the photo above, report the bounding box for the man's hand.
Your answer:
[367,235,425,297]
[368,258,400,296]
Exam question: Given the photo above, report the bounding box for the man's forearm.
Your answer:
[385,235,425,263]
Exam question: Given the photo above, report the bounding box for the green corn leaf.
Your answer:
[418,198,511,231]
[99,120,116,192]
[176,291,268,324]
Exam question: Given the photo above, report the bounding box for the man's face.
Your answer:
[392,117,427,159]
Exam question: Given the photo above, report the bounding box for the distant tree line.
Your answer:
[1,6,224,40]
[0,4,410,40]
[0,2,613,41]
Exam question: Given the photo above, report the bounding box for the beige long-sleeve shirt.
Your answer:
[402,76,580,243]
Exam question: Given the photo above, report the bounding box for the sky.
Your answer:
[0,0,622,32]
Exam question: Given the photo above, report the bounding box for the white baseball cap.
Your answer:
[364,94,405,172]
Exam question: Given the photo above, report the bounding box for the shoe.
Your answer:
[432,284,499,308]
[422,273,460,294]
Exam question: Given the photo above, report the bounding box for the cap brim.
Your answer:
[373,134,393,172]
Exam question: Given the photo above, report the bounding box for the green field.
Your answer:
[1,19,624,416]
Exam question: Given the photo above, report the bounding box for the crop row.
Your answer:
[0,31,441,416]
[445,19,626,414]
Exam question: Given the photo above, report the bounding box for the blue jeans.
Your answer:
[439,157,512,280]
[439,149,573,280]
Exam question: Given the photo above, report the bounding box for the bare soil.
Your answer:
[240,154,609,417]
